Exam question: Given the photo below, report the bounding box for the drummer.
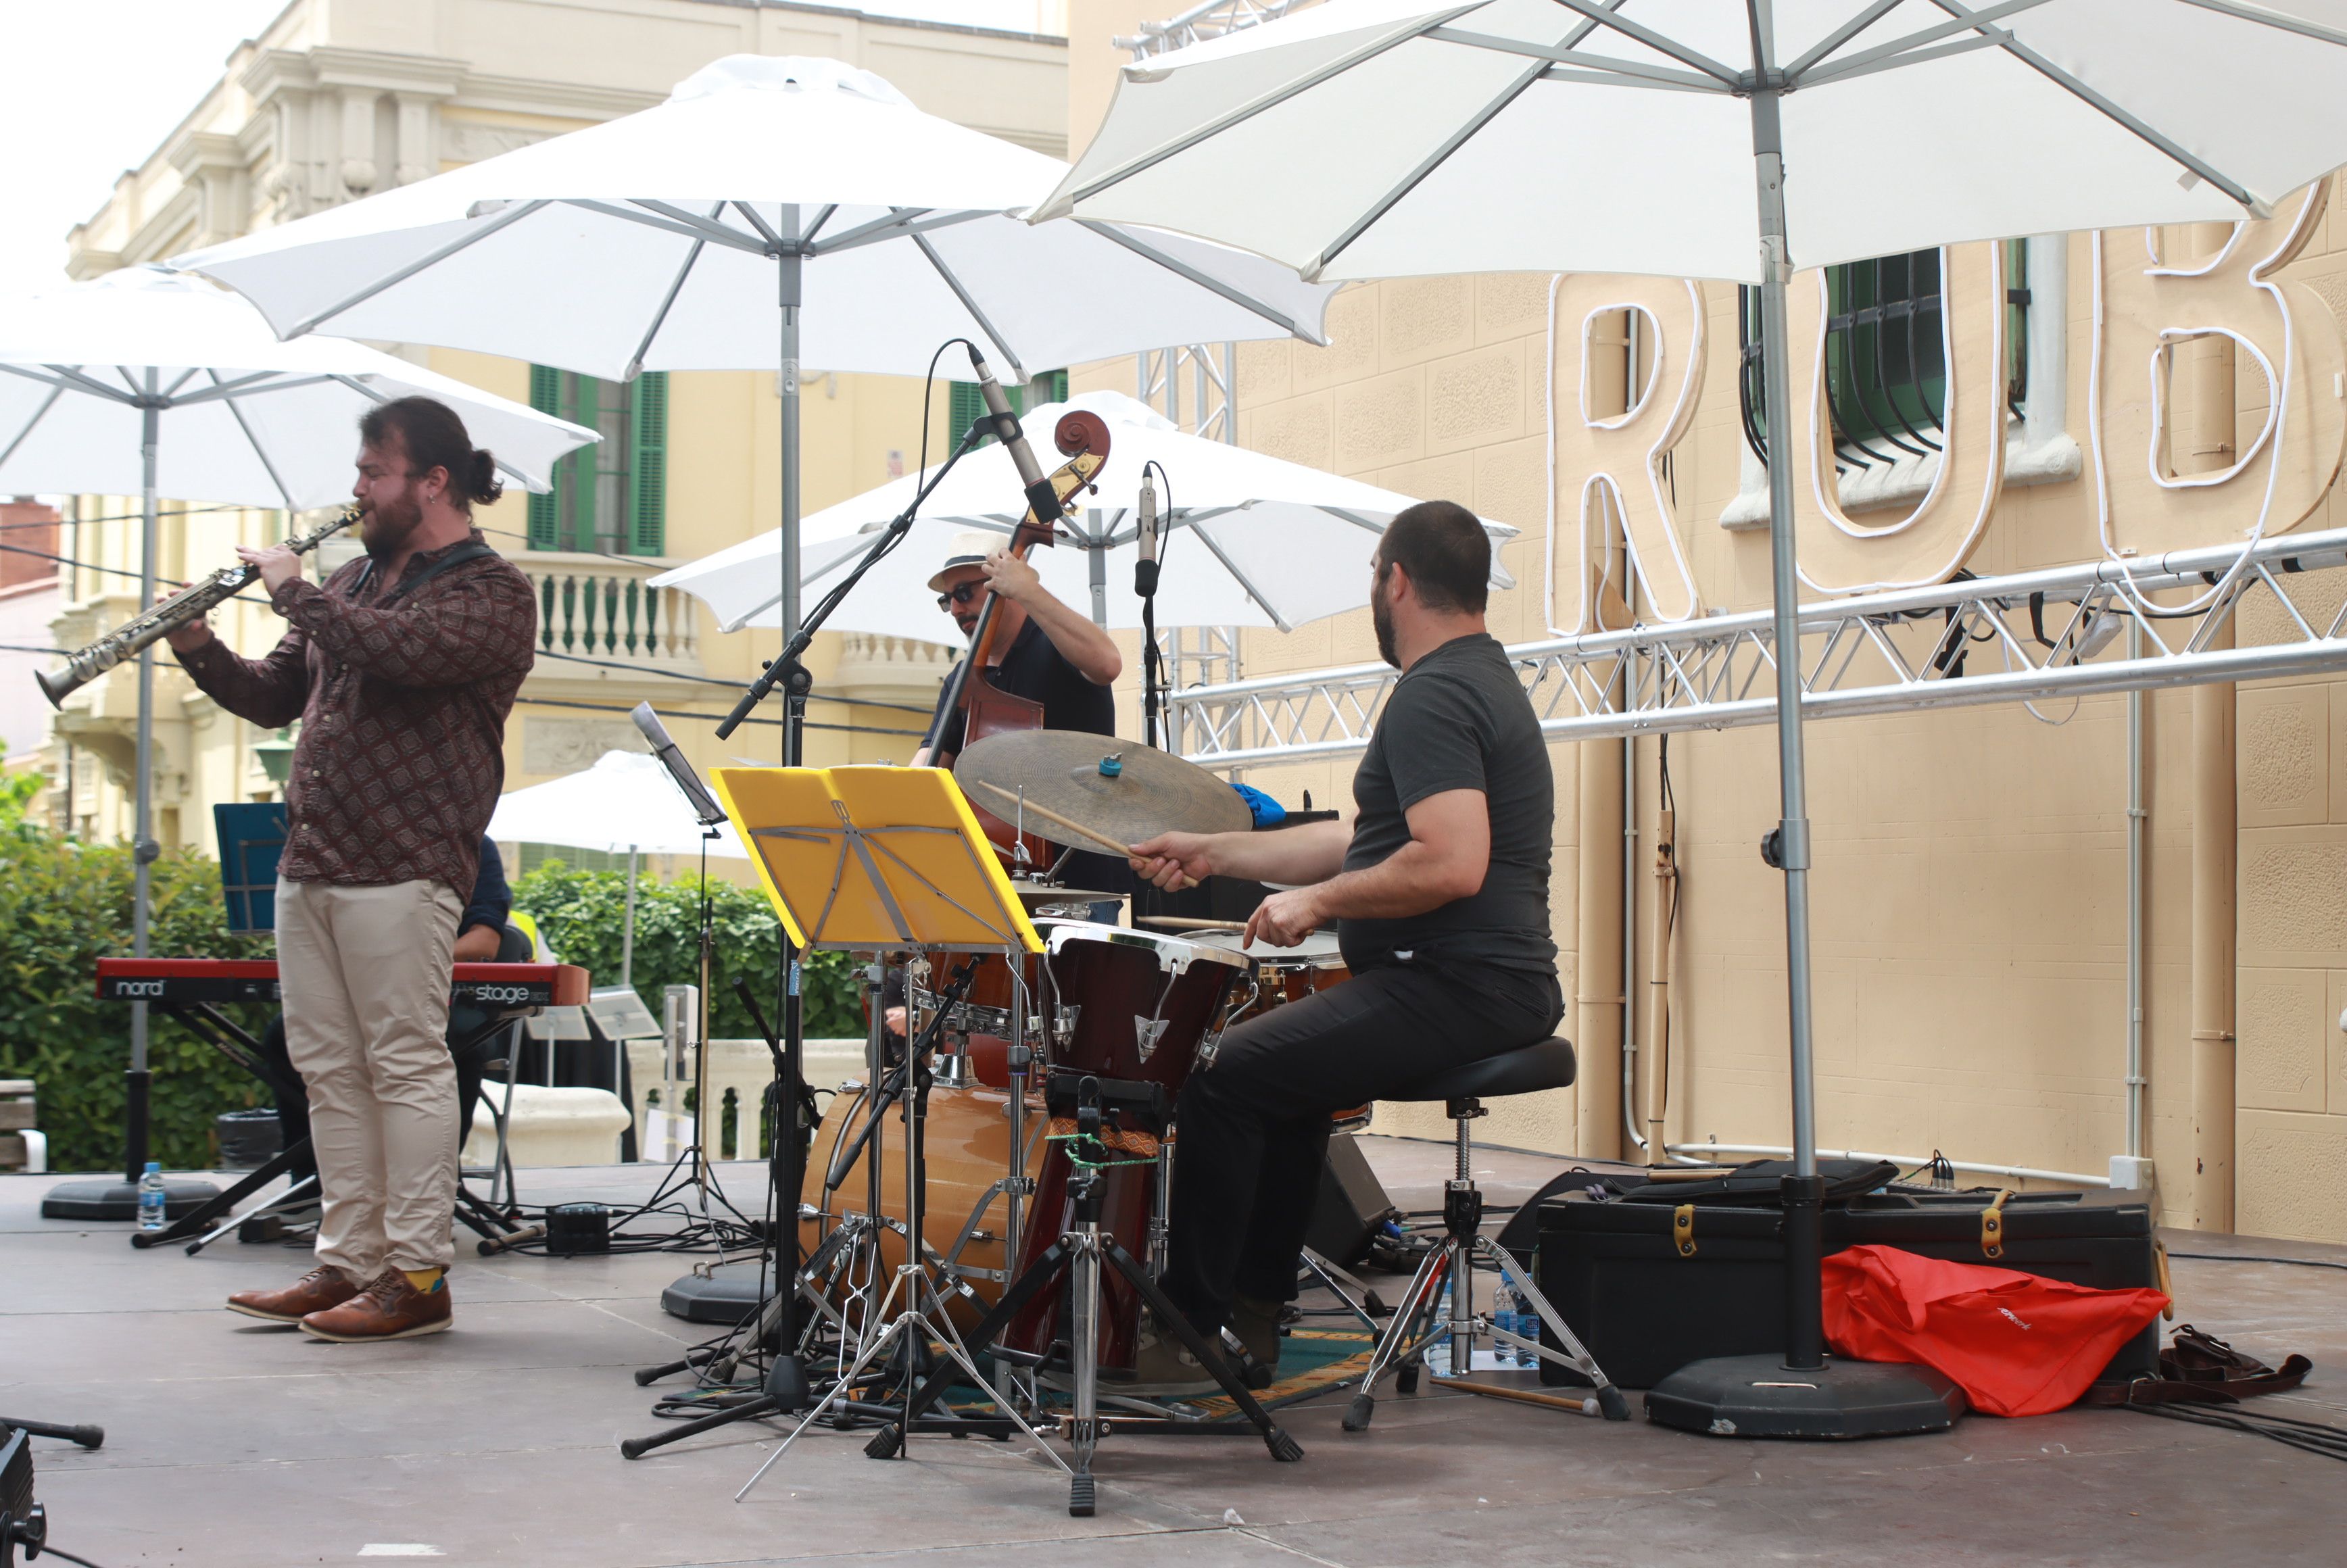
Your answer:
[1127,500,1562,1392]
[915,530,1134,902]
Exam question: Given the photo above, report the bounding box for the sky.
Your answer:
[0,0,1069,298]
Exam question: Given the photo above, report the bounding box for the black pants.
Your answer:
[1160,960,1563,1335]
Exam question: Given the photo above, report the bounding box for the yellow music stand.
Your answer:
[712,764,1043,960]
[710,764,1067,1498]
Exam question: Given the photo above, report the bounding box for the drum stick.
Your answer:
[969,781,1139,860]
[1135,915,1248,932]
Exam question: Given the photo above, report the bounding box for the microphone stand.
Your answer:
[656,418,991,1420]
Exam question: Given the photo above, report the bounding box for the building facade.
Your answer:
[1064,0,2347,1244]
[34,0,1068,862]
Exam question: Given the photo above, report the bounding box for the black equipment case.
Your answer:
[1533,1180,2164,1391]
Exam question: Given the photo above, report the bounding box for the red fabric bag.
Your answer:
[1821,1244,2171,1417]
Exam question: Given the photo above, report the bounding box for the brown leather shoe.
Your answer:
[298,1268,452,1343]
[226,1265,357,1324]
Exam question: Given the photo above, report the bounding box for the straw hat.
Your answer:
[926,529,1007,593]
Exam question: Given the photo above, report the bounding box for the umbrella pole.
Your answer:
[621,846,638,989]
[127,397,161,1185]
[1648,63,1958,1440]
[771,224,813,1410]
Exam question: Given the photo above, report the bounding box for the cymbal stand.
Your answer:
[882,1075,1302,1518]
[735,991,1065,1502]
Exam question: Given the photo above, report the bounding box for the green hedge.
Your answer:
[508,860,862,1041]
[0,838,274,1173]
[0,824,862,1175]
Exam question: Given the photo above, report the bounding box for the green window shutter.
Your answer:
[527,366,560,549]
[948,382,990,445]
[1046,369,1067,404]
[629,372,667,556]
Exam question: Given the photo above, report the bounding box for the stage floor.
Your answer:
[5,1138,2344,1567]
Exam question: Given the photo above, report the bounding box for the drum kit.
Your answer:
[672,729,1363,1511]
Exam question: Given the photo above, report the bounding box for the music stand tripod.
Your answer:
[705,764,1067,1501]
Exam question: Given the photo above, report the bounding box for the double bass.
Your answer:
[922,407,1111,869]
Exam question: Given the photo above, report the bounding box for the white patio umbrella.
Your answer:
[486,748,747,988]
[0,264,596,1205]
[650,390,1517,640]
[175,53,1336,695]
[1037,0,2347,1433]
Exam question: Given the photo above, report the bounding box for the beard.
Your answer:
[360,491,425,560]
[1372,579,1399,668]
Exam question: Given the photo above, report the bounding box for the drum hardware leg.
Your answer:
[1300,1247,1388,1335]
[1066,1166,1105,1515]
[1466,1236,1628,1421]
[1344,1242,1448,1432]
[1147,1140,1173,1279]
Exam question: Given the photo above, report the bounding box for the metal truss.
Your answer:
[1168,528,2347,768]
[1114,0,1313,59]
[1136,342,1236,443]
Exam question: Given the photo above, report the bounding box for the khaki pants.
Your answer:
[276,877,462,1279]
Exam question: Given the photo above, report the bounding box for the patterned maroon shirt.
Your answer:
[176,529,536,893]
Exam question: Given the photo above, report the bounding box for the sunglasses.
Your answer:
[936,581,986,610]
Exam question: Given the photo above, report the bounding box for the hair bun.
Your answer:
[468,449,504,506]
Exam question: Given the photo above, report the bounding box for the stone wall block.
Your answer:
[2235,1109,2347,1242]
[1236,337,1292,405]
[2237,966,2330,1110]
[1476,272,1555,344]
[2238,827,2347,966]
[1425,343,1526,456]
[1380,276,1475,370]
[1291,285,1378,393]
[1473,435,1547,539]
[1334,370,1425,474]
[2238,684,2328,827]
[1240,393,1333,472]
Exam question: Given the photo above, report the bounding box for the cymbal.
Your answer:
[954,730,1252,854]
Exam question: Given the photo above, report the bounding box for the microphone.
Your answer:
[1135,467,1161,598]
[631,702,727,826]
[967,347,1067,529]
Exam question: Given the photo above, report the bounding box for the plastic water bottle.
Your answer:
[1494,1284,1522,1367]
[1425,1280,1453,1375]
[137,1161,167,1231]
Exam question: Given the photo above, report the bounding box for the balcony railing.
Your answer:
[516,553,701,675]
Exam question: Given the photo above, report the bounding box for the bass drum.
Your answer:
[798,1079,1042,1329]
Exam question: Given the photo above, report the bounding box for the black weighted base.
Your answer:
[660,1265,769,1325]
[43,1177,222,1223]
[1645,1354,1964,1440]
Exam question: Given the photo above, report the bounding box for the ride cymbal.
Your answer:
[954,730,1251,854]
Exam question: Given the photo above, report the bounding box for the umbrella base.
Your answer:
[1645,1353,1963,1440]
[42,1177,224,1223]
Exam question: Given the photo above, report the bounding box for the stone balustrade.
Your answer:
[515,552,702,675]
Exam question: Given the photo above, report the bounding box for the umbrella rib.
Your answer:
[729,199,788,249]
[165,370,308,407]
[208,370,297,510]
[0,381,65,468]
[1075,222,1320,342]
[813,207,992,256]
[1047,5,1482,214]
[2174,0,2347,49]
[559,199,763,254]
[1426,29,1731,91]
[625,203,721,381]
[0,362,133,406]
[1781,0,1910,79]
[160,366,202,399]
[1323,508,1388,535]
[288,198,547,335]
[1311,58,1552,278]
[908,230,1027,382]
[1925,0,2265,212]
[801,203,840,244]
[324,373,539,491]
[1794,0,2048,87]
[623,199,771,252]
[34,364,143,405]
[1545,0,1743,84]
[1795,31,2006,89]
[1188,524,1294,633]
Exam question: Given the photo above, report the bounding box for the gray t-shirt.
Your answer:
[1338,633,1557,977]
